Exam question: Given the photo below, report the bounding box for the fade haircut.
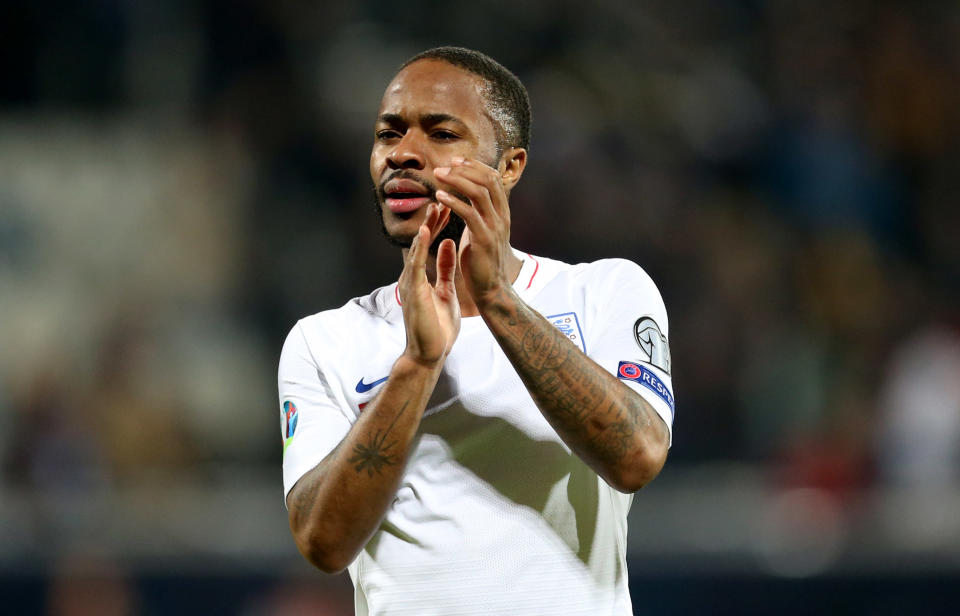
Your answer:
[401,46,531,153]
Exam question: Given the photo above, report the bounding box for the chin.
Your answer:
[380,217,416,249]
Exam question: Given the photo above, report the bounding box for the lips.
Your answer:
[384,178,433,214]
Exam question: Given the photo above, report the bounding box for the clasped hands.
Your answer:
[398,157,514,365]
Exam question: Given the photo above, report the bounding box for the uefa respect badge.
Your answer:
[617,361,674,414]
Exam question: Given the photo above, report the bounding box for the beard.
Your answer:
[372,169,468,253]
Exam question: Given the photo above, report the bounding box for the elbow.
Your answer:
[307,555,351,575]
[606,440,669,493]
[289,513,355,574]
[291,525,353,574]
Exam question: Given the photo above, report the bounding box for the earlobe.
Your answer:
[500,147,528,190]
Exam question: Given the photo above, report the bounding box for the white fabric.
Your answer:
[279,251,674,616]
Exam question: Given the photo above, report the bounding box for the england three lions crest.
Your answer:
[547,312,586,353]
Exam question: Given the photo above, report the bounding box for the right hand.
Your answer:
[398,203,461,366]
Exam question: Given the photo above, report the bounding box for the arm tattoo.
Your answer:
[348,400,409,476]
[486,288,652,466]
[587,398,652,466]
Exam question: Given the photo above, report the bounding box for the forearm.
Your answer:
[286,355,441,572]
[479,286,669,492]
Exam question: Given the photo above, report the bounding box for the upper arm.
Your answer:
[584,260,675,445]
[278,323,352,504]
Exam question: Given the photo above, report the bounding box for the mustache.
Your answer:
[377,169,439,201]
[372,168,469,252]
[377,169,473,207]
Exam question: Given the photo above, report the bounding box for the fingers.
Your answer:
[402,206,431,290]
[435,238,457,294]
[402,201,455,294]
[434,188,481,229]
[411,222,431,273]
[434,158,509,221]
[434,204,452,237]
[417,201,453,246]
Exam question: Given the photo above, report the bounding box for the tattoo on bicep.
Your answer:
[348,400,409,477]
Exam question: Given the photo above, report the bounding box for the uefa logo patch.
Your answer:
[617,361,674,414]
[633,317,671,374]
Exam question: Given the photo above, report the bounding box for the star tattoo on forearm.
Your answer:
[348,400,409,477]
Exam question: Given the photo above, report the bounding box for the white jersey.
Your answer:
[279,250,674,616]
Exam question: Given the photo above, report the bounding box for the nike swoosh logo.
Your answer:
[355,376,389,393]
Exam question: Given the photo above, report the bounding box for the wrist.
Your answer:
[396,350,446,375]
[475,282,518,316]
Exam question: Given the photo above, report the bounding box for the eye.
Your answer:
[376,129,401,141]
[431,130,459,141]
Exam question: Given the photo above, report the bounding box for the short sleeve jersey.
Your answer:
[279,251,674,616]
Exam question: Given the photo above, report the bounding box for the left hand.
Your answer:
[397,203,460,366]
[433,157,512,307]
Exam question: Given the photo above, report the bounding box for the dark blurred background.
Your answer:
[2,0,959,614]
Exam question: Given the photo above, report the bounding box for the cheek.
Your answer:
[468,137,501,169]
[437,143,495,169]
[370,149,384,182]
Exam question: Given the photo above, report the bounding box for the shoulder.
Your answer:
[576,257,653,280]
[301,284,394,332]
[566,257,662,297]
[566,258,669,333]
[282,284,396,360]
[521,250,664,305]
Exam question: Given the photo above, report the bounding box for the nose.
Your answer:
[386,131,426,170]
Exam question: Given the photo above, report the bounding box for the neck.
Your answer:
[399,246,524,317]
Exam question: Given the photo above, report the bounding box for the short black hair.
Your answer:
[401,46,531,152]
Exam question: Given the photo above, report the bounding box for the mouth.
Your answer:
[384,194,433,214]
[382,177,434,215]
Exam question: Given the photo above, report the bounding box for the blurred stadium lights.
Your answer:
[4,467,960,577]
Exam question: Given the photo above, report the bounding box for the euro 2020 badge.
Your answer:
[282,401,298,454]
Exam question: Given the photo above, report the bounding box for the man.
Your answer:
[279,47,674,615]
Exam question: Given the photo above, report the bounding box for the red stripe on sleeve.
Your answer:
[525,254,540,290]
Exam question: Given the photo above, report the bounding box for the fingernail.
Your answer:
[435,167,450,176]
[436,189,450,200]
[451,156,464,164]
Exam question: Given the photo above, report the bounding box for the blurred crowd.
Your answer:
[2,0,960,592]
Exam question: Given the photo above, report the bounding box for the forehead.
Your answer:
[378,59,489,125]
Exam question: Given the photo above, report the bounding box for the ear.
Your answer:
[498,147,527,192]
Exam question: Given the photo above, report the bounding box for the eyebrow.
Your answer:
[377,112,469,130]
